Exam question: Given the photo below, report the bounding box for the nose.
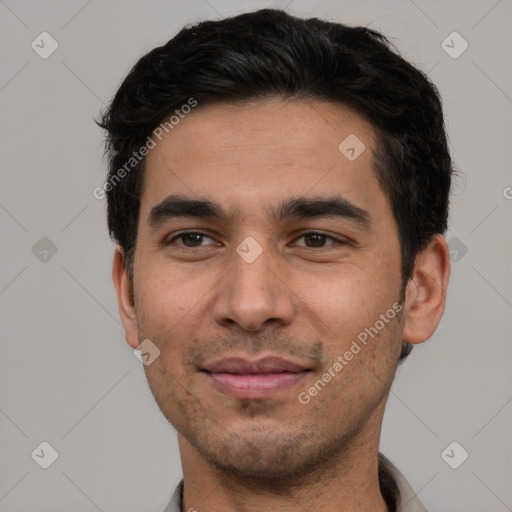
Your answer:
[212,242,296,332]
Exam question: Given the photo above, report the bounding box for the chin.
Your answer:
[186,422,347,481]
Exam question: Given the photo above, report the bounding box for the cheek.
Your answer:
[297,263,399,339]
[133,267,191,341]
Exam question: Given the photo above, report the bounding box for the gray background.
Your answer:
[1,0,511,511]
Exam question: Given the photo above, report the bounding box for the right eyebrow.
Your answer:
[148,195,226,228]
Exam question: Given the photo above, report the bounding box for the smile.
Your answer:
[201,356,312,399]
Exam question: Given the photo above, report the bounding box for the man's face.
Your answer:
[128,99,405,477]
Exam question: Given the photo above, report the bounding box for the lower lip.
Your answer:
[206,372,309,399]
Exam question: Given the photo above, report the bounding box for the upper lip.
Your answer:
[202,356,310,374]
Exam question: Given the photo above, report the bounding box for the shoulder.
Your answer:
[379,453,429,512]
[161,479,183,512]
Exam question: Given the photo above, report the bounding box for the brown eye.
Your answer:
[180,233,205,247]
[167,231,217,248]
[294,232,339,248]
[304,233,328,247]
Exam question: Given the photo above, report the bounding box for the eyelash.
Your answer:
[165,230,345,249]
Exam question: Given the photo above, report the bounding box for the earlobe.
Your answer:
[112,247,140,349]
[402,234,451,345]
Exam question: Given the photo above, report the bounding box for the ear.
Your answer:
[402,234,451,344]
[112,247,140,349]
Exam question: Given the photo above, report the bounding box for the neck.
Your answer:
[177,406,392,512]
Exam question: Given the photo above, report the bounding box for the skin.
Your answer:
[113,98,450,512]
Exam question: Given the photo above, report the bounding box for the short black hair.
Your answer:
[98,8,453,363]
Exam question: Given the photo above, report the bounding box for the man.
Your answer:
[98,8,452,512]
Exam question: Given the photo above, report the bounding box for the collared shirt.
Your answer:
[162,455,428,512]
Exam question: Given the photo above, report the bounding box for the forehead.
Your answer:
[140,98,387,221]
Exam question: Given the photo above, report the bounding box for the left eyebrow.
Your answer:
[148,195,226,228]
[147,194,371,231]
[272,196,371,230]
